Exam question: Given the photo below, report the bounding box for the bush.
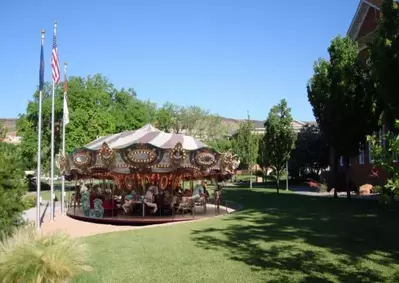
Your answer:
[22,194,36,209]
[0,225,92,282]
[372,185,383,194]
[0,142,27,236]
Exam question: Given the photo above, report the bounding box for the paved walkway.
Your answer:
[24,203,230,238]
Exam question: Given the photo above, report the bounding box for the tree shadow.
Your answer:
[191,188,399,282]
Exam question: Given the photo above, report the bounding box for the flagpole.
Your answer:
[50,21,57,222]
[36,30,45,229]
[61,62,67,215]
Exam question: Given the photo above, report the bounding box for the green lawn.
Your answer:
[73,187,399,283]
[39,189,74,201]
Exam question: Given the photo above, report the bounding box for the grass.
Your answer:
[39,189,74,201]
[73,187,399,283]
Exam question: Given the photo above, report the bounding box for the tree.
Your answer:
[307,36,379,199]
[17,74,151,171]
[0,142,26,237]
[289,124,329,180]
[232,114,259,189]
[207,138,232,153]
[110,88,152,133]
[262,99,296,193]
[0,122,7,142]
[367,120,399,203]
[370,0,399,127]
[155,102,180,133]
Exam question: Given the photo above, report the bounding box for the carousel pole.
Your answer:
[36,29,45,230]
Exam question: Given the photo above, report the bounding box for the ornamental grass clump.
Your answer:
[0,224,92,282]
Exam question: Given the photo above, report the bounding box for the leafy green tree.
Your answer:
[370,0,399,126]
[110,88,151,132]
[0,122,7,142]
[155,102,179,132]
[367,120,399,203]
[0,142,26,237]
[289,125,329,180]
[17,74,153,171]
[232,114,259,188]
[308,36,379,199]
[207,138,232,153]
[262,99,296,193]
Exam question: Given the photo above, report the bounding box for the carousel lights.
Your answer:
[73,152,92,167]
[195,151,216,166]
[99,143,115,166]
[127,149,156,163]
[170,145,186,160]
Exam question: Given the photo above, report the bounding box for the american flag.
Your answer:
[51,23,60,84]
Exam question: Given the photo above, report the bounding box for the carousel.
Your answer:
[60,124,240,225]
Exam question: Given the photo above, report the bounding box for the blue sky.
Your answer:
[0,0,359,121]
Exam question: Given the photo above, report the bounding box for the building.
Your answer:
[344,0,391,186]
[229,119,314,136]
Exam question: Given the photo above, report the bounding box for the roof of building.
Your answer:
[346,0,399,42]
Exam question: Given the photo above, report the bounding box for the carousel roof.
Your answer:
[83,124,208,151]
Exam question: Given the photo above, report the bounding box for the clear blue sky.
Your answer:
[0,0,359,121]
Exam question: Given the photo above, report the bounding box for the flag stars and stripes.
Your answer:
[51,26,60,84]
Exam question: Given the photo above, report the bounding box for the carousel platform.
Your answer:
[66,203,233,226]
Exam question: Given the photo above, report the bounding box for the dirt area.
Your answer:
[39,206,230,238]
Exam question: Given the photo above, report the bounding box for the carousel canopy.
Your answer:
[61,124,240,181]
[83,124,207,151]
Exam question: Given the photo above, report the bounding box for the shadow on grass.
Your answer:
[191,188,399,282]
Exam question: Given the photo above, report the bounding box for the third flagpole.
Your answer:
[61,62,68,215]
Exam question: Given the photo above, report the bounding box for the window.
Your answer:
[359,148,365,165]
[339,156,344,167]
[368,142,374,164]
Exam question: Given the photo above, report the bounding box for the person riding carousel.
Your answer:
[144,184,158,214]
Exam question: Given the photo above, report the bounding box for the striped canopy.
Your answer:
[83,124,208,151]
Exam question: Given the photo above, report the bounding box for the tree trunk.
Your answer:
[249,167,253,189]
[331,147,338,199]
[276,171,280,194]
[344,156,351,200]
[285,161,289,191]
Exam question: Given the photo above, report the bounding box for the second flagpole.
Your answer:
[49,21,58,222]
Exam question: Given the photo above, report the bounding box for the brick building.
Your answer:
[344,0,393,186]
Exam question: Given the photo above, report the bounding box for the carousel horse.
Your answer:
[81,191,104,218]
[122,193,135,214]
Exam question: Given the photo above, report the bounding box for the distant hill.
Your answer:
[0,118,20,144]
[0,117,316,137]
[0,118,18,132]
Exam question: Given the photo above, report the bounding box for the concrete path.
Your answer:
[23,203,232,238]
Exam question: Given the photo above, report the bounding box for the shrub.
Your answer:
[22,194,36,209]
[0,225,92,282]
[372,185,383,194]
[0,142,27,237]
